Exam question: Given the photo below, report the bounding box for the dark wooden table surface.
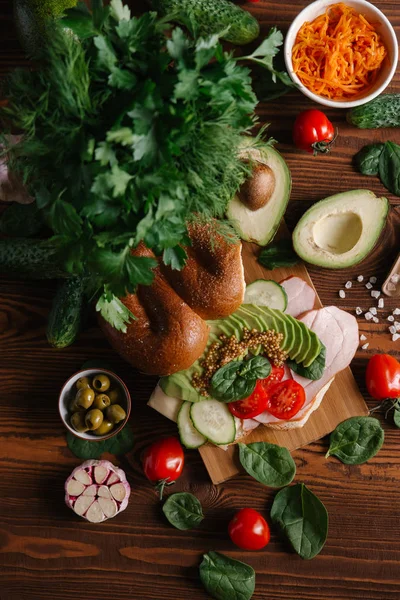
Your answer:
[1,1,400,599]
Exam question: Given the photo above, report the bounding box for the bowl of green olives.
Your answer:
[58,369,131,441]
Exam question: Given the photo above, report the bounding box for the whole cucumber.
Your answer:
[0,238,68,279]
[347,94,400,129]
[46,276,85,348]
[152,0,260,45]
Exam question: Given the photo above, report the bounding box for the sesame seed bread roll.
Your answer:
[99,244,210,376]
[161,220,245,320]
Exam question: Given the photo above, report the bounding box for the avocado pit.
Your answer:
[238,162,276,211]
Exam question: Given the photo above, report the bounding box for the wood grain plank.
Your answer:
[0,1,400,599]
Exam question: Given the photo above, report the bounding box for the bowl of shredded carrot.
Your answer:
[284,0,398,108]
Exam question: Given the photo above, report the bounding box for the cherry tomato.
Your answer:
[228,380,269,419]
[261,365,285,391]
[293,109,336,155]
[228,366,285,419]
[366,354,400,400]
[228,508,271,550]
[142,437,184,498]
[266,380,305,419]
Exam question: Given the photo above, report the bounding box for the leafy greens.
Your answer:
[2,0,265,331]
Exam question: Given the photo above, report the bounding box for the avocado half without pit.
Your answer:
[292,190,389,269]
[227,144,291,246]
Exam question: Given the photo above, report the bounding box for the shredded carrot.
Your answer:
[292,2,387,100]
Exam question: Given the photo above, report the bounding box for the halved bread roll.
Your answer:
[99,244,210,376]
[100,221,245,376]
[161,220,245,320]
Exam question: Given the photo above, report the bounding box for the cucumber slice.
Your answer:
[177,402,207,449]
[190,400,236,445]
[244,280,288,311]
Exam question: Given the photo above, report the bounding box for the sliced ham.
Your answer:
[291,306,358,403]
[281,276,316,318]
[256,306,358,428]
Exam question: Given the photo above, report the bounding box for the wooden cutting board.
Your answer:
[199,238,369,485]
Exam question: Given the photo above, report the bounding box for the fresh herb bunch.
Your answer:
[1,0,261,330]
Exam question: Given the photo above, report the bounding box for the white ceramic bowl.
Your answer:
[58,368,131,441]
[284,0,398,108]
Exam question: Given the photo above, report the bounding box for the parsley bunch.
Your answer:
[2,0,260,329]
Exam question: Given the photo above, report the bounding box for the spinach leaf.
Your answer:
[325,416,384,464]
[353,143,384,176]
[394,409,400,428]
[270,483,328,560]
[66,424,134,459]
[239,442,296,487]
[379,141,400,196]
[287,344,326,380]
[258,240,299,270]
[210,356,271,402]
[199,551,255,600]
[162,492,204,530]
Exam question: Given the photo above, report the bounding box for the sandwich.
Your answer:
[148,273,359,447]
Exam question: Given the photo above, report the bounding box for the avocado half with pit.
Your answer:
[292,190,389,269]
[227,144,291,246]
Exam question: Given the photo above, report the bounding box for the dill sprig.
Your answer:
[2,0,261,329]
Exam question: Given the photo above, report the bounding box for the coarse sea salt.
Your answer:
[368,307,377,315]
[355,307,363,315]
[361,343,369,350]
[371,290,381,299]
[378,298,384,309]
[395,322,400,332]
[390,274,400,284]
[389,325,396,334]
[388,315,395,322]
[365,282,373,290]
[360,334,367,341]
[339,290,346,298]
[345,281,352,289]
[365,312,373,321]
[393,308,400,316]
[369,276,377,284]
[357,275,364,282]
[373,317,379,323]
[392,333,400,342]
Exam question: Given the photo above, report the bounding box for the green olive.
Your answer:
[108,388,121,405]
[93,394,111,411]
[70,411,89,433]
[93,420,114,436]
[76,387,95,409]
[85,409,104,431]
[69,396,81,413]
[76,376,91,390]
[106,404,126,424]
[92,374,111,392]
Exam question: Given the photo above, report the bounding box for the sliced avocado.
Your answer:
[254,305,288,352]
[160,372,203,403]
[161,304,323,402]
[293,190,389,269]
[284,314,306,362]
[236,305,265,355]
[227,143,291,246]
